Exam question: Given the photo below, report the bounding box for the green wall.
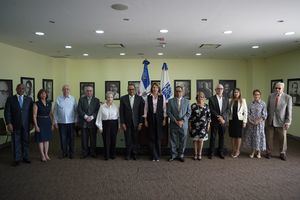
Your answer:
[1,42,299,147]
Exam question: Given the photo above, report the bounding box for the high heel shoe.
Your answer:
[193,154,197,160]
[256,154,261,159]
[198,155,202,160]
[249,153,254,158]
[233,152,240,158]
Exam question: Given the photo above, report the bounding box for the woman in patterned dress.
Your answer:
[189,92,211,160]
[244,89,267,158]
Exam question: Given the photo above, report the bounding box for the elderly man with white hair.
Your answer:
[266,82,292,161]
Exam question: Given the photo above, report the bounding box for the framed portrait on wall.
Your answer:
[105,81,120,100]
[128,81,140,94]
[219,80,236,99]
[174,80,191,100]
[196,79,213,98]
[21,77,35,101]
[42,79,53,102]
[287,78,300,106]
[0,79,13,109]
[80,82,95,97]
[271,79,283,93]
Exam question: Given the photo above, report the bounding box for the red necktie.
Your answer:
[275,94,280,108]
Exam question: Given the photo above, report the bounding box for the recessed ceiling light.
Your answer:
[195,53,202,56]
[95,30,104,34]
[35,32,45,36]
[158,52,164,56]
[160,29,168,33]
[277,19,284,23]
[223,30,232,34]
[285,32,295,36]
[49,20,55,24]
[252,45,259,49]
[120,53,126,56]
[201,18,208,21]
[65,45,72,49]
[111,4,128,11]
[83,53,89,56]
[123,18,130,21]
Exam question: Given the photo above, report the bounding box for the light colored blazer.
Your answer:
[167,97,191,130]
[229,98,248,124]
[267,93,292,127]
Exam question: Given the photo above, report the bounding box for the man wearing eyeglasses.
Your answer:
[167,86,191,162]
[208,84,229,159]
[266,82,292,161]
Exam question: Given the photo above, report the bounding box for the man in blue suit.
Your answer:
[167,86,191,162]
[4,84,33,166]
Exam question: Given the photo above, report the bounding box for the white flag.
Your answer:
[160,62,173,102]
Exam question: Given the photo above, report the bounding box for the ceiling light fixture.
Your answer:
[35,32,45,36]
[160,29,168,33]
[65,45,72,49]
[120,53,126,56]
[252,45,259,49]
[277,20,284,23]
[201,18,208,21]
[95,30,104,34]
[223,30,232,34]
[111,4,128,11]
[285,32,295,36]
[195,53,202,56]
[83,53,89,56]
[158,53,164,56]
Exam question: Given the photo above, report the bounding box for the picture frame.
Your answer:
[42,79,53,102]
[219,80,236,99]
[271,79,283,93]
[174,80,191,99]
[105,81,120,100]
[80,82,95,97]
[287,78,300,106]
[21,77,35,101]
[0,79,13,109]
[196,79,213,98]
[128,81,140,94]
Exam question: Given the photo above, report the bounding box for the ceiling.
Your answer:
[0,0,300,59]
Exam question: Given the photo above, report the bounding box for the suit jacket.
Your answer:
[77,96,100,128]
[208,95,229,126]
[267,92,292,127]
[4,95,33,131]
[167,97,191,130]
[229,98,248,123]
[146,94,164,128]
[120,94,145,128]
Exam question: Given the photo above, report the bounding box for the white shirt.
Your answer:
[217,95,223,111]
[54,95,77,124]
[129,95,135,108]
[95,103,119,130]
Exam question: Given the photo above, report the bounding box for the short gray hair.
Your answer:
[275,82,285,88]
[105,91,114,99]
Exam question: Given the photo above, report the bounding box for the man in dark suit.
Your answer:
[120,83,145,160]
[77,85,100,158]
[4,83,33,166]
[167,86,191,162]
[208,84,229,159]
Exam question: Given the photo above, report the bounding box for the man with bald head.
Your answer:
[266,82,292,161]
[54,84,77,159]
[4,84,33,166]
[208,84,229,159]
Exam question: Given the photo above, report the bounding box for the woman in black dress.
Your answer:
[33,89,53,162]
[228,88,247,158]
[189,92,211,160]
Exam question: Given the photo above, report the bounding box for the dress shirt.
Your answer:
[177,97,182,111]
[54,95,77,124]
[217,95,223,112]
[144,94,167,117]
[129,95,135,109]
[95,102,119,130]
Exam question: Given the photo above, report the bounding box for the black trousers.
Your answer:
[149,114,162,160]
[209,124,225,155]
[11,127,30,161]
[124,123,139,158]
[58,123,75,157]
[102,120,118,159]
[81,127,97,157]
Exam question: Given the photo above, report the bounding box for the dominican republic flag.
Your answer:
[160,62,173,102]
[138,60,151,98]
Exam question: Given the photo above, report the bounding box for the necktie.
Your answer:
[87,97,91,105]
[177,98,181,112]
[130,96,134,109]
[18,95,23,108]
[275,94,280,108]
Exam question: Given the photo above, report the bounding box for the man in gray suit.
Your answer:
[120,83,145,160]
[266,82,292,161]
[167,86,191,162]
[77,85,100,158]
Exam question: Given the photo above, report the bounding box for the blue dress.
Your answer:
[35,100,52,142]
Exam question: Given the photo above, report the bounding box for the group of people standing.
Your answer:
[4,81,292,166]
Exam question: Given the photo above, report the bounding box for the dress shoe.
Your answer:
[219,153,225,159]
[110,156,116,160]
[256,153,261,159]
[132,155,137,160]
[280,153,287,161]
[208,155,212,159]
[91,154,97,158]
[265,153,271,159]
[80,155,87,159]
[168,157,175,162]
[249,154,254,159]
[12,161,20,167]
[23,159,31,164]
[125,156,130,160]
[179,157,185,162]
[193,154,197,160]
[41,159,47,162]
[69,155,74,159]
